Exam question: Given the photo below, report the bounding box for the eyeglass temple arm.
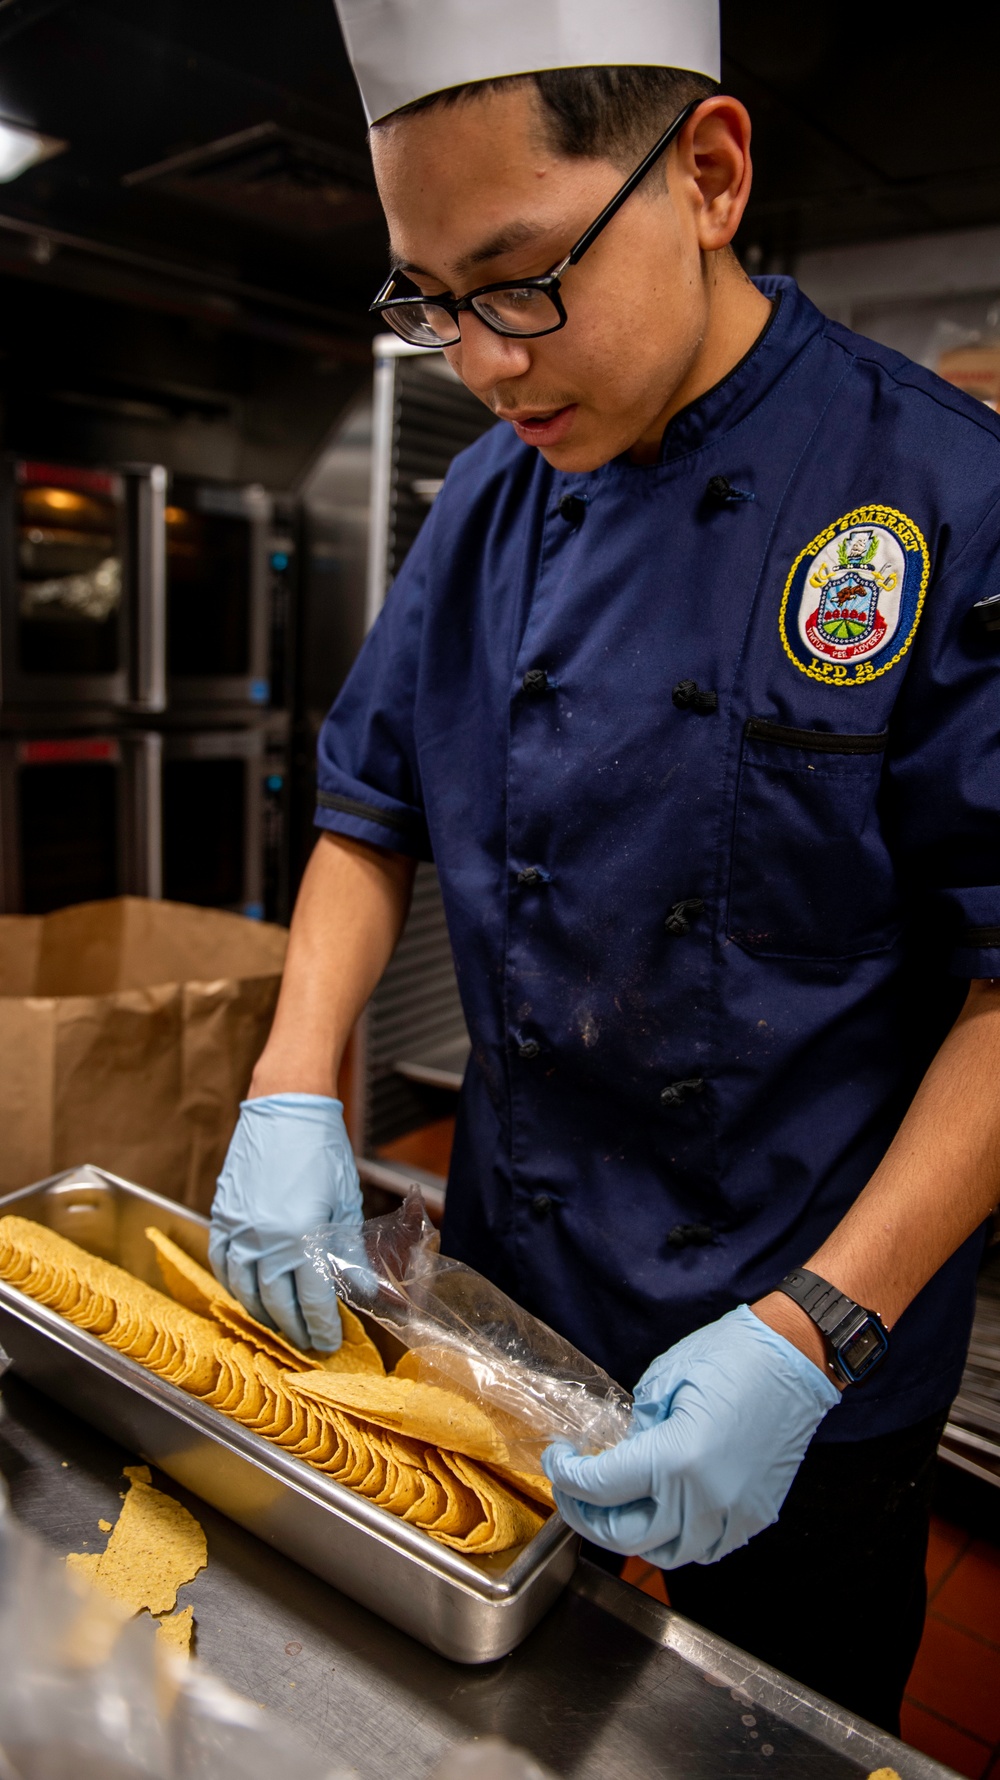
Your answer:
[563,99,702,270]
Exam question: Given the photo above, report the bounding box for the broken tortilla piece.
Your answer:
[67,1464,206,1617]
[156,1603,195,1658]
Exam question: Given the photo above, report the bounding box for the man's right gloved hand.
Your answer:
[542,1304,840,1568]
[208,1092,363,1354]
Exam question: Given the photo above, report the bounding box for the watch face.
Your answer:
[840,1317,888,1381]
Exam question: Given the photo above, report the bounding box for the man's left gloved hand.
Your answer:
[542,1304,841,1569]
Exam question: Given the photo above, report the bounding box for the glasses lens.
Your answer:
[471,286,562,336]
[382,302,460,348]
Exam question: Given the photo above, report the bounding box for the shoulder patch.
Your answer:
[779,505,930,687]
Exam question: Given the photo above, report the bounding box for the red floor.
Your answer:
[901,1516,1000,1777]
[622,1507,1000,1779]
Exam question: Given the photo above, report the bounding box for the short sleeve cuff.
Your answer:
[942,886,1000,978]
[314,773,431,861]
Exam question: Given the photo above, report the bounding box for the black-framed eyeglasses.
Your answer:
[370,98,701,349]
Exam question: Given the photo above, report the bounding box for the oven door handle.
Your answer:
[124,464,167,713]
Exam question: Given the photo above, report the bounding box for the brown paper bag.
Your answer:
[0,897,287,1212]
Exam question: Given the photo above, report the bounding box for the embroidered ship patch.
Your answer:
[779,505,930,687]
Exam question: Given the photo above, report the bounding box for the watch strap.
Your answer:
[778,1267,865,1342]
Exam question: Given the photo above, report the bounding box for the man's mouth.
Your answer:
[499,404,578,447]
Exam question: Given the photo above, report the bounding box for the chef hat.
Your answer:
[333,0,720,126]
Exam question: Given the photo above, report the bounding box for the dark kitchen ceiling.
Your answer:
[0,0,384,334]
[0,1,998,483]
[724,4,1000,263]
[1,0,999,313]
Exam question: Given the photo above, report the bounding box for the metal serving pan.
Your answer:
[0,1166,577,1663]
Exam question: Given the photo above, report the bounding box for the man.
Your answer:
[210,0,1000,1732]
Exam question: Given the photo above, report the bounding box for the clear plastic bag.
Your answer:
[306,1190,632,1471]
[0,1486,355,1780]
[429,1738,556,1780]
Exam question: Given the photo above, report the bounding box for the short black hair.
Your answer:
[379,66,719,170]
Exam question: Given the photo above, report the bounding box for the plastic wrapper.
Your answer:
[429,1739,556,1780]
[0,1489,355,1780]
[306,1190,632,1471]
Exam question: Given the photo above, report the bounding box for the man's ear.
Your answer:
[674,96,754,253]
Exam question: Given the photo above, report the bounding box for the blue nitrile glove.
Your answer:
[209,1093,363,1353]
[542,1304,841,1568]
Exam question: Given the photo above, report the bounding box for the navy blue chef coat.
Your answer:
[316,277,1000,1441]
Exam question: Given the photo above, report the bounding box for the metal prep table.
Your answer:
[0,1374,952,1780]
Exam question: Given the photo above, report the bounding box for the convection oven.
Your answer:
[160,721,289,923]
[0,458,166,714]
[165,479,276,709]
[0,730,161,913]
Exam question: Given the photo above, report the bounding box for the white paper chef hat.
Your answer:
[334,0,721,126]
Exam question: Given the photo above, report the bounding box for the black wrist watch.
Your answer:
[777,1267,889,1386]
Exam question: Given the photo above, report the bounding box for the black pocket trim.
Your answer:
[963,924,1000,947]
[316,790,417,835]
[744,718,889,755]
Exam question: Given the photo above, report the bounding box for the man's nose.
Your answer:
[446,311,532,399]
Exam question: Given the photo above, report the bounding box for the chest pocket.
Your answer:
[728,718,899,960]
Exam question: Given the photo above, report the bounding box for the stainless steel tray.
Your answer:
[0,1166,577,1663]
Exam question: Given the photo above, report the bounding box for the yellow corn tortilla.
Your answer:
[310,1407,366,1481]
[215,1298,385,1377]
[145,1227,240,1319]
[321,1299,388,1375]
[243,1352,299,1439]
[392,1348,551,1503]
[146,1224,384,1377]
[156,1603,195,1659]
[431,1451,545,1554]
[67,1465,206,1617]
[204,1340,257,1416]
[209,1300,314,1372]
[422,1447,487,1541]
[66,1551,102,1586]
[481,1461,555,1511]
[286,1372,509,1467]
[224,1341,269,1422]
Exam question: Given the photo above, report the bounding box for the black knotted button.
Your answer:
[558,493,586,525]
[532,1193,553,1217]
[672,679,718,714]
[517,866,543,886]
[667,1222,714,1249]
[705,474,754,506]
[971,593,1000,637]
[522,668,550,694]
[518,1038,541,1059]
[659,1077,705,1108]
[665,897,705,936]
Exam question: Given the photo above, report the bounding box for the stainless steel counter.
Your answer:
[0,1374,953,1780]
